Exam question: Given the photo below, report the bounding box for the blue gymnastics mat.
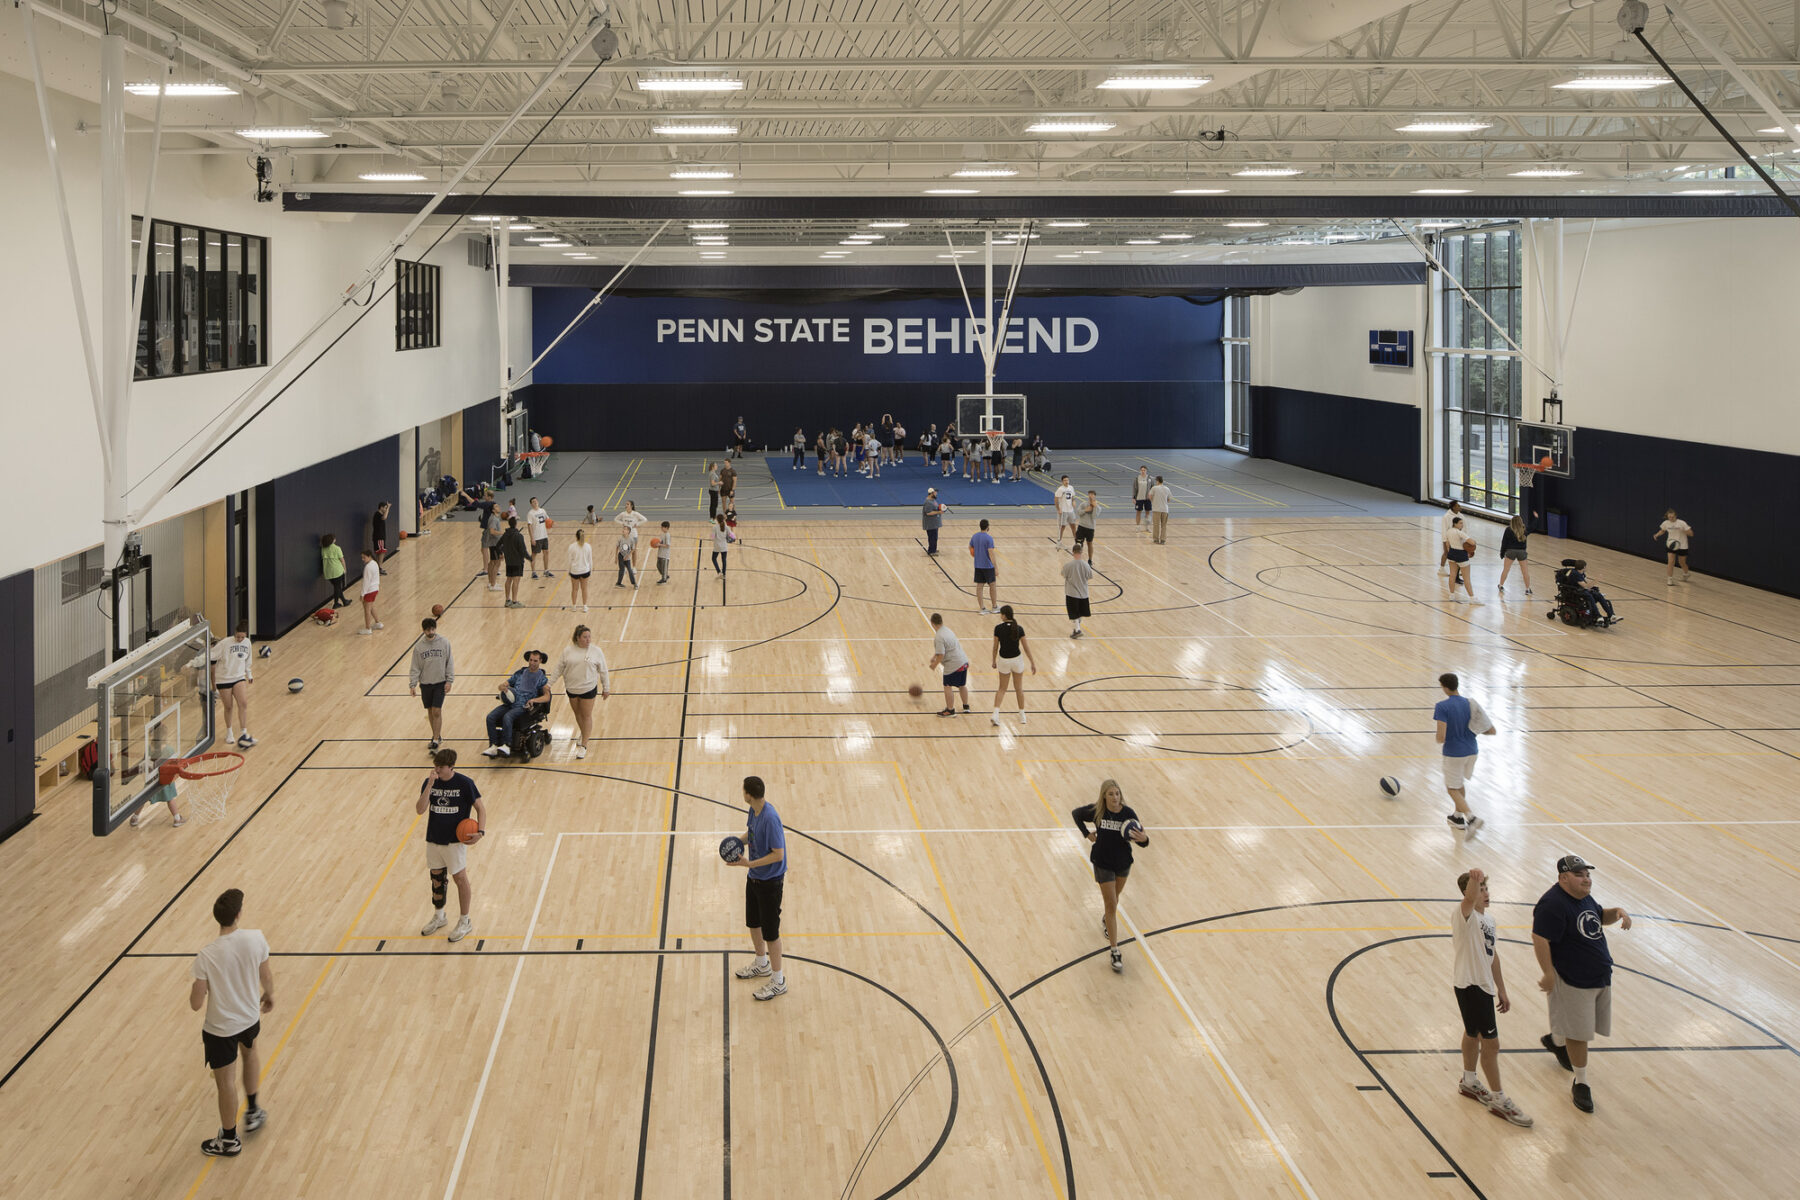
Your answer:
[764,458,1053,508]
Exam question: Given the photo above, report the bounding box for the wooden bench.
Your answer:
[35,722,98,802]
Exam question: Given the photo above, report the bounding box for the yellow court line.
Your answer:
[184,812,425,1199]
[1576,755,1800,879]
[600,458,641,513]
[1237,758,1435,927]
[805,531,862,675]
[644,762,676,937]
[505,601,553,671]
[891,762,1066,1200]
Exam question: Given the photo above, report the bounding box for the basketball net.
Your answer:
[158,751,244,824]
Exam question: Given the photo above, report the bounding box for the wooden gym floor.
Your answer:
[3,450,1799,1199]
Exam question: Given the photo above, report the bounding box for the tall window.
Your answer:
[1432,228,1522,513]
[132,218,268,379]
[396,260,441,350]
[1222,295,1251,451]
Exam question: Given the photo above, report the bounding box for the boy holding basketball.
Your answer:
[190,887,273,1156]
[727,776,788,1000]
[417,749,485,943]
[656,521,673,584]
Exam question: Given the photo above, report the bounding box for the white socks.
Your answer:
[754,955,769,968]
[1574,1066,1588,1085]
[772,971,785,985]
[1463,1071,1480,1086]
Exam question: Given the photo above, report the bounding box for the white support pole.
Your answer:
[1664,3,1800,157]
[496,225,512,459]
[514,221,671,387]
[983,231,995,422]
[101,33,134,656]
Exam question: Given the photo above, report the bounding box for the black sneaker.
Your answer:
[244,1106,268,1133]
[1572,1081,1594,1112]
[1446,813,1468,831]
[1541,1033,1573,1071]
[1110,950,1123,973]
[427,739,440,753]
[200,1132,242,1157]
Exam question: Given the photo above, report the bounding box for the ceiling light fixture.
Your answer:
[840,239,873,245]
[1395,120,1492,133]
[1233,166,1302,177]
[694,237,729,243]
[1046,220,1090,228]
[1223,221,1268,228]
[1509,167,1583,177]
[126,81,238,97]
[688,222,729,230]
[236,127,327,140]
[1758,125,1800,134]
[671,168,734,179]
[1080,249,1102,254]
[1553,73,1670,90]
[1098,75,1210,90]
[638,77,744,92]
[507,223,536,231]
[1414,187,1471,194]
[1054,253,1082,258]
[678,189,734,196]
[700,252,727,258]
[924,188,978,195]
[563,252,593,257]
[359,171,427,182]
[1674,188,1735,195]
[1416,220,1464,228]
[468,215,504,222]
[952,167,1018,178]
[523,234,560,242]
[867,221,910,228]
[1027,119,1116,133]
[1171,188,1228,195]
[1126,238,1161,244]
[1157,233,1195,239]
[654,123,739,136]
[539,242,571,248]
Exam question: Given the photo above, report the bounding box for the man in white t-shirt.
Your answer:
[358,549,383,635]
[527,498,553,579]
[1450,867,1532,1127]
[189,888,274,1157]
[1053,476,1077,544]
[1148,476,1172,544]
[209,621,256,749]
[927,612,972,716]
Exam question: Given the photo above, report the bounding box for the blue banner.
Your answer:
[531,291,1221,385]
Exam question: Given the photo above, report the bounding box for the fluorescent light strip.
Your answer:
[678,190,734,196]
[126,81,238,97]
[522,235,560,242]
[1126,239,1160,244]
[468,216,505,222]
[237,127,327,139]
[1157,233,1195,239]
[1414,188,1471,194]
[924,188,978,195]
[638,78,743,92]
[1553,74,1670,90]
[654,123,739,136]
[1098,75,1210,90]
[1223,221,1268,228]
[688,222,729,230]
[1509,167,1583,178]
[1027,120,1115,133]
[1046,220,1090,228]
[1395,121,1492,133]
[867,221,910,228]
[359,172,427,181]
[1233,166,1302,177]
[671,169,734,179]
[1171,188,1228,195]
[507,223,536,231]
[952,168,1018,178]
[1674,189,1735,195]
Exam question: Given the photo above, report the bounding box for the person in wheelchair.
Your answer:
[1552,559,1620,627]
[483,650,550,758]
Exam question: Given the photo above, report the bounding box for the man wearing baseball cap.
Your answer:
[1531,854,1632,1113]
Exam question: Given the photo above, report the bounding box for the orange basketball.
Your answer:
[431,604,445,618]
[649,536,661,548]
[545,517,555,529]
[1538,454,1553,470]
[539,436,553,449]
[908,684,923,698]
[457,818,480,845]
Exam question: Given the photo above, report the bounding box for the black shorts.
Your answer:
[1093,864,1130,884]
[745,875,784,940]
[419,682,446,710]
[1135,498,1151,512]
[990,452,1003,466]
[568,686,598,701]
[1074,526,1095,546]
[1013,451,1023,466]
[1455,985,1499,1040]
[202,1021,260,1070]
[506,564,525,578]
[973,566,996,584]
[942,665,968,688]
[571,571,591,580]
[487,545,502,561]
[533,538,549,553]
[1065,596,1091,619]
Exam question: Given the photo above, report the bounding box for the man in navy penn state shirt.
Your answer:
[1532,854,1632,1114]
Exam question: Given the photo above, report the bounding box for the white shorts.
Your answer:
[425,841,467,874]
[1058,512,1077,527]
[996,655,1026,675]
[1442,754,1478,789]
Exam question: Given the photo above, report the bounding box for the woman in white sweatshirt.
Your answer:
[566,528,594,612]
[548,624,610,758]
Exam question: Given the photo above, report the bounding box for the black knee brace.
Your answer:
[430,868,448,907]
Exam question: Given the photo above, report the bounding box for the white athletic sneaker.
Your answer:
[356,628,372,636]
[575,746,587,759]
[373,622,384,630]
[1488,1095,1534,1127]
[448,915,473,943]
[493,745,510,757]
[421,910,448,936]
[735,959,773,979]
[1458,1077,1493,1104]
[1667,578,1677,586]
[481,746,500,757]
[990,712,1001,726]
[243,1105,268,1133]
[1110,950,1123,973]
[753,978,787,1001]
[1018,711,1028,725]
[1464,814,1485,838]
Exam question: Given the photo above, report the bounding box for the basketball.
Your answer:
[718,835,745,863]
[457,818,480,844]
[908,684,923,698]
[545,517,555,529]
[1125,819,1144,841]
[431,604,444,618]
[650,536,661,548]
[1379,776,1402,797]
[257,645,272,658]
[1539,454,1553,470]
[287,678,304,692]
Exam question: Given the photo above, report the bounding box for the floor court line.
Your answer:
[442,829,566,1200]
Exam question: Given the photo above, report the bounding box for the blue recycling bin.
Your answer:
[1547,509,1568,539]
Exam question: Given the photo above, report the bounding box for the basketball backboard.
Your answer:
[954,393,1028,437]
[86,615,216,835]
[1515,421,1575,479]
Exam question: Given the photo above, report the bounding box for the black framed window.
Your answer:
[1222,295,1251,452]
[1432,228,1523,514]
[395,259,441,350]
[132,217,267,379]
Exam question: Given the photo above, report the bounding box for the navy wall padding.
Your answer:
[1250,386,1421,498]
[1548,427,1800,598]
[523,381,1222,451]
[0,569,32,839]
[252,434,400,637]
[463,395,503,483]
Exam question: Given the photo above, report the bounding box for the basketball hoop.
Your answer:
[1512,462,1539,490]
[158,751,244,824]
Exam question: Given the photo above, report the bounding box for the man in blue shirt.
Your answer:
[727,776,789,1000]
[969,518,999,615]
[1433,672,1495,838]
[1532,854,1632,1113]
[482,651,548,756]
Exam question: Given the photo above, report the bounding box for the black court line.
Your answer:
[0,742,324,1092]
[721,952,732,1200]
[1362,1043,1787,1055]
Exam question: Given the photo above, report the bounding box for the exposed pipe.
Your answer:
[513,220,671,387]
[101,33,133,656]
[148,0,265,59]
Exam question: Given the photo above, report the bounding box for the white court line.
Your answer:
[617,576,642,642]
[874,544,936,629]
[543,818,1800,838]
[443,831,565,1200]
[663,464,679,499]
[1114,900,1318,1198]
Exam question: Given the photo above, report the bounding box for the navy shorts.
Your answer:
[419,682,446,710]
[974,567,996,584]
[942,665,968,688]
[1135,499,1151,512]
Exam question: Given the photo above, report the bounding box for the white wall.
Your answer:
[1550,218,1800,457]
[1255,282,1428,407]
[0,67,506,576]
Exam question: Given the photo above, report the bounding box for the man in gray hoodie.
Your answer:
[409,617,455,752]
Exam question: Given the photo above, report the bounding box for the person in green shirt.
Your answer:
[320,533,348,607]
